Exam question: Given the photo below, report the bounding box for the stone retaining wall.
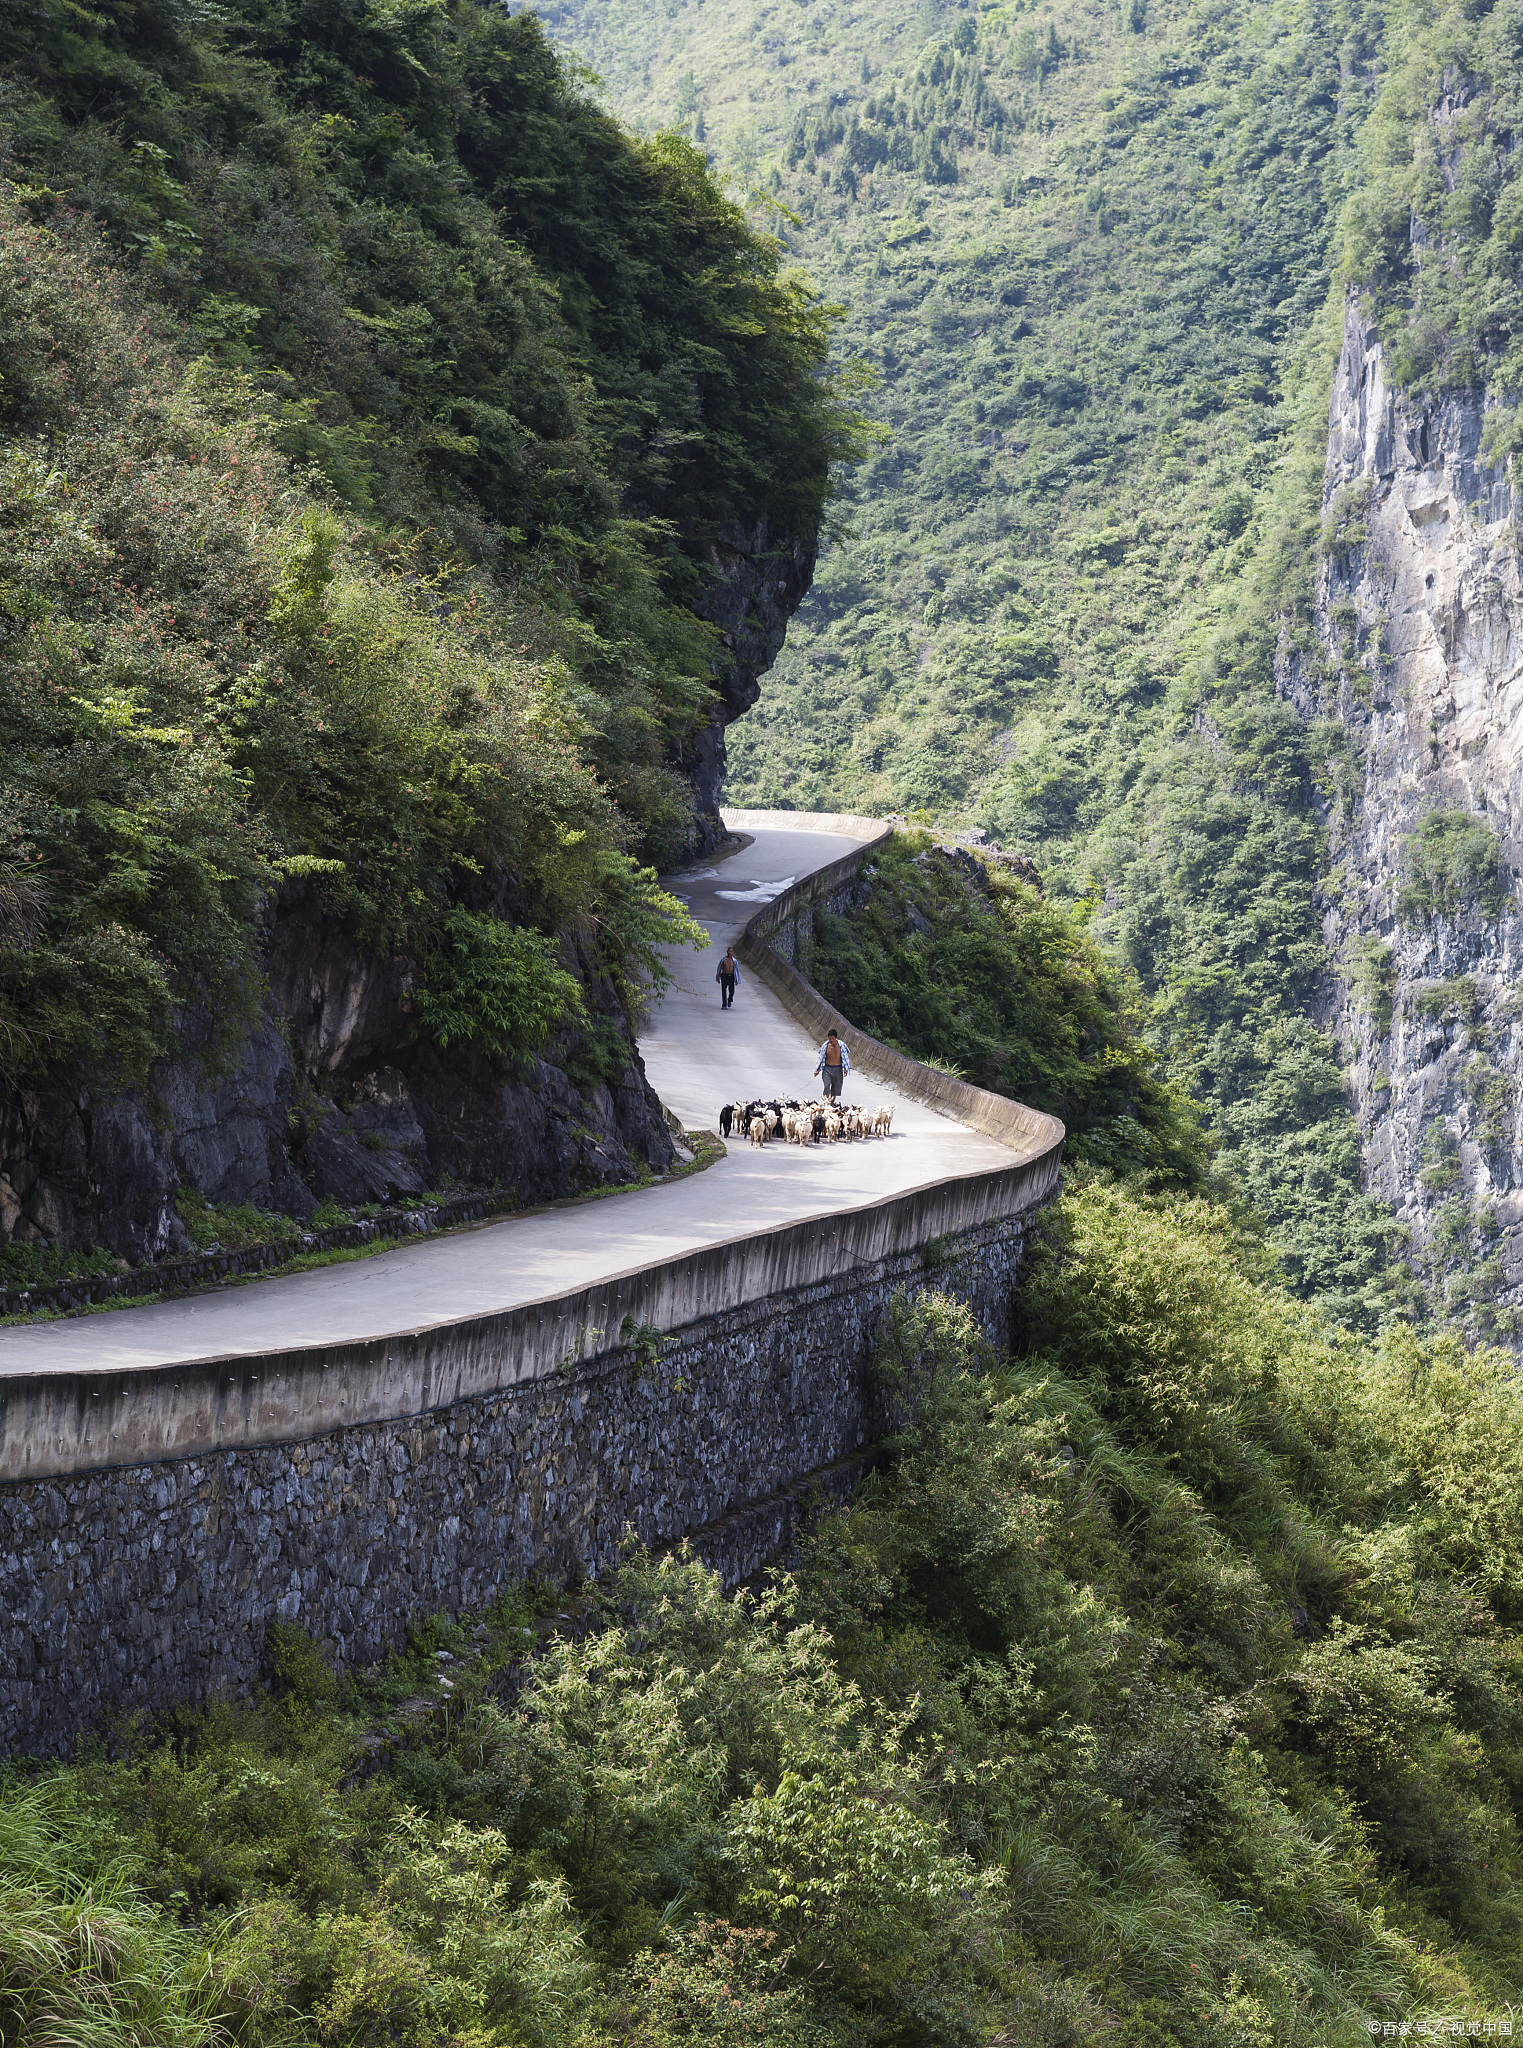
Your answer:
[0,1210,1034,1756]
[0,810,1065,1757]
[0,1164,1058,1484]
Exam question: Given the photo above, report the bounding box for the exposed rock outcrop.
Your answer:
[1279,301,1523,1321]
[679,514,818,854]
[0,902,676,1264]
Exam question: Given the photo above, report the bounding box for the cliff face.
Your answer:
[1279,301,1523,1318]
[0,907,676,1264]
[681,514,818,852]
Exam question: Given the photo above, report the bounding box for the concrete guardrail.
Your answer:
[0,813,1063,1484]
[726,810,1068,1162]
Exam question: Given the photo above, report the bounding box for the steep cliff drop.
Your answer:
[1281,302,1523,1327]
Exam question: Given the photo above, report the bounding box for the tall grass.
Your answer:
[0,1782,264,2046]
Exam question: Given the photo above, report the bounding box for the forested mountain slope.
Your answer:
[0,1,847,1262]
[548,0,1523,1332]
[542,0,1361,828]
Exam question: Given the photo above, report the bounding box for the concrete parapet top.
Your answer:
[1,815,1063,1481]
[720,806,888,842]
[0,1161,1057,1480]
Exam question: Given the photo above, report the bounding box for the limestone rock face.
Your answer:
[1279,300,1523,1314]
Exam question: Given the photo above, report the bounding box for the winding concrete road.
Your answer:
[0,815,1020,1377]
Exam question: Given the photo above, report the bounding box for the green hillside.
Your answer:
[7,1187,1522,2045]
[541,0,1359,826]
[545,0,1382,1301]
[795,831,1210,1184]
[0,0,850,1107]
[542,0,1520,1332]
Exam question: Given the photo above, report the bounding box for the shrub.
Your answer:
[1412,976,1480,1026]
[0,1780,274,2044]
[1019,1178,1294,1465]
[176,1187,301,1252]
[1348,936,1396,1034]
[413,912,586,1057]
[1398,811,1507,923]
[610,1922,818,2046]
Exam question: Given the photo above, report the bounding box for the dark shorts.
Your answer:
[822,1066,843,1098]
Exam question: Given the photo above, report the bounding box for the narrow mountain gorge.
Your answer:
[548,0,1523,1331]
[5,4,1523,2044]
[9,0,1521,1313]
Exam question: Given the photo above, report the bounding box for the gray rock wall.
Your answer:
[0,1210,1034,1757]
[0,908,676,1267]
[1280,301,1523,1323]
[678,516,819,855]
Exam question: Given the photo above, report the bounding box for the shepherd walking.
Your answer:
[815,1027,849,1099]
[716,946,740,1010]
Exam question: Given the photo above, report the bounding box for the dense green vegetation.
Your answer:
[540,0,1370,831]
[7,1183,1522,2044]
[803,828,1413,1324]
[799,831,1207,1183]
[0,0,855,1095]
[1342,0,1523,421]
[544,0,1506,1324]
[1398,812,1509,926]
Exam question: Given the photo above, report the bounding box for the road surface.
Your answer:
[0,816,1021,1375]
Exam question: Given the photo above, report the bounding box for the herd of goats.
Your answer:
[717,1096,896,1147]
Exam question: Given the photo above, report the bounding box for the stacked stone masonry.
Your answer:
[0,1213,1035,1756]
